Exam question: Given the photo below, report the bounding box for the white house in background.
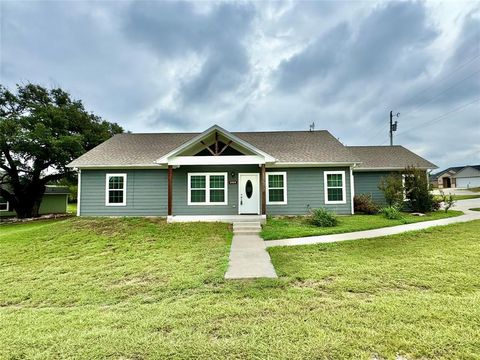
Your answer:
[454,165,480,188]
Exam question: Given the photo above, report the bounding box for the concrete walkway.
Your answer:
[225,222,277,279]
[266,199,480,248]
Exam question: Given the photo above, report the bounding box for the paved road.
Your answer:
[265,198,480,248]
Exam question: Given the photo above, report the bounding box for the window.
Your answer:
[188,173,227,205]
[324,171,346,204]
[0,201,9,212]
[106,174,127,206]
[267,172,287,204]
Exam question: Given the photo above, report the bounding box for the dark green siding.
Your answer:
[0,194,67,217]
[266,167,352,215]
[353,171,394,205]
[172,165,258,215]
[79,169,167,216]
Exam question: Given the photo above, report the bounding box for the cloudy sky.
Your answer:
[1,0,479,169]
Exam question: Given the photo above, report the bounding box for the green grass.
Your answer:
[1,217,479,359]
[261,210,462,240]
[67,202,77,214]
[468,187,480,192]
[470,208,480,211]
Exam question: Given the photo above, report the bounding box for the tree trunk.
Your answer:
[11,184,45,218]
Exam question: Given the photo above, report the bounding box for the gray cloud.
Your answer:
[1,1,478,169]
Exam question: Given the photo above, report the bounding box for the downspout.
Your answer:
[77,169,81,216]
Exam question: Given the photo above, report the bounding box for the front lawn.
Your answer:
[261,210,462,240]
[1,217,479,359]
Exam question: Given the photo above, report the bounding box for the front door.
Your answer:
[238,173,260,214]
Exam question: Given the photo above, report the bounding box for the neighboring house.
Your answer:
[431,165,480,189]
[453,165,480,188]
[67,125,436,222]
[0,186,70,218]
[431,166,464,189]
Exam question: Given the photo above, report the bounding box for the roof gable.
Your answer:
[155,125,276,164]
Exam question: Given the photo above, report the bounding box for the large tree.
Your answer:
[0,84,123,218]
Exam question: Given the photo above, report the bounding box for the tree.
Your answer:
[0,84,123,218]
[378,173,404,206]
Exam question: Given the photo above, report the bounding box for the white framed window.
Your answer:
[188,173,228,205]
[324,171,346,204]
[0,200,9,212]
[105,173,127,206]
[266,172,287,204]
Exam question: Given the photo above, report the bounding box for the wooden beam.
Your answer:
[168,165,173,216]
[217,140,233,156]
[200,140,216,156]
[215,132,219,155]
[260,164,266,215]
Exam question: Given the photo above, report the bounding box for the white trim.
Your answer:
[353,167,434,172]
[267,161,360,168]
[324,170,347,204]
[68,165,165,169]
[105,173,127,206]
[169,155,265,166]
[0,200,9,212]
[167,214,266,224]
[238,173,260,214]
[266,171,287,205]
[77,169,81,216]
[187,172,228,206]
[350,167,354,214]
[155,124,276,164]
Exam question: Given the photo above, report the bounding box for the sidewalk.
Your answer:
[266,199,480,248]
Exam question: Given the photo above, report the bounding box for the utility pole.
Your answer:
[389,110,399,146]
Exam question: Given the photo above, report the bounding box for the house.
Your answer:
[0,186,70,218]
[67,125,436,222]
[430,166,464,189]
[431,165,480,189]
[453,165,480,188]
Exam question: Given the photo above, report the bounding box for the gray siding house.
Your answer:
[67,125,436,222]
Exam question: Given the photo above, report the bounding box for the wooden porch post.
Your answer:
[260,164,266,215]
[168,165,173,216]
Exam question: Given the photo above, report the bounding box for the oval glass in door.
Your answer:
[245,180,253,198]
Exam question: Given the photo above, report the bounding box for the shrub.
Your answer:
[438,191,456,213]
[380,205,403,220]
[354,194,379,214]
[404,166,437,212]
[308,208,338,227]
[378,174,404,206]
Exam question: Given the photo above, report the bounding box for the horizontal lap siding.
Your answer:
[39,194,67,214]
[353,171,392,205]
[80,169,167,216]
[266,167,352,215]
[172,165,258,215]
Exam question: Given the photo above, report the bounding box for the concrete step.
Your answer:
[233,230,261,235]
[233,221,262,227]
[233,226,262,232]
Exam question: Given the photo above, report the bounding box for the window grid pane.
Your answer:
[191,176,206,189]
[210,189,225,203]
[209,175,224,189]
[269,189,284,202]
[109,190,124,204]
[268,174,284,188]
[109,176,124,190]
[0,202,8,211]
[191,189,206,203]
[327,174,342,188]
[327,188,343,201]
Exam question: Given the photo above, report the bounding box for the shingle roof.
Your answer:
[67,130,359,167]
[431,166,465,178]
[44,186,70,194]
[347,146,437,170]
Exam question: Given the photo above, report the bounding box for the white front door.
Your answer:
[238,173,260,214]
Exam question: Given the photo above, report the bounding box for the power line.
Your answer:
[397,53,480,109]
[400,68,480,119]
[395,97,480,138]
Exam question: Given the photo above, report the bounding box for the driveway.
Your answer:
[431,188,478,195]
